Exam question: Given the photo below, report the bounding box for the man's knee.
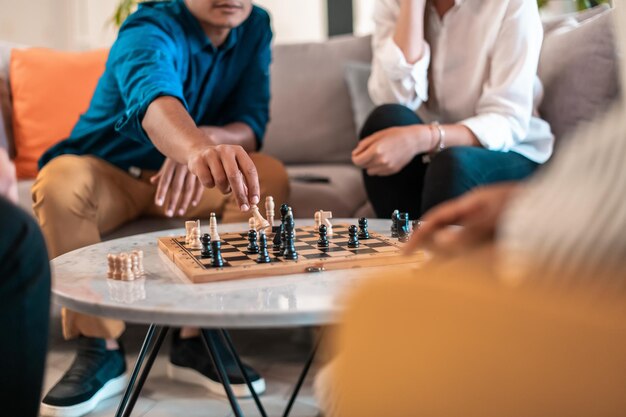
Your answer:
[32,155,98,220]
[360,104,421,139]
[251,153,290,203]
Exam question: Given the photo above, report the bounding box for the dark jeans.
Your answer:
[360,104,539,219]
[0,197,51,417]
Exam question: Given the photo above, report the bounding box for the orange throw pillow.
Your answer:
[10,48,108,179]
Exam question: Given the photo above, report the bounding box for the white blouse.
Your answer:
[369,0,555,163]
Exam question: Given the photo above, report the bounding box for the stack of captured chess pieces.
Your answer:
[107,250,145,281]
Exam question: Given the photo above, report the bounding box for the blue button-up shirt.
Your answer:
[40,0,272,172]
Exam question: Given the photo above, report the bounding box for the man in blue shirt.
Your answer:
[34,1,289,415]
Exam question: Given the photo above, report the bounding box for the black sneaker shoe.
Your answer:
[40,337,127,417]
[167,331,265,398]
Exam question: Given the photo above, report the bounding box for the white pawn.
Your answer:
[133,250,144,275]
[107,254,116,279]
[185,221,196,245]
[113,255,123,280]
[265,196,275,228]
[130,253,140,277]
[189,226,202,249]
[120,254,135,281]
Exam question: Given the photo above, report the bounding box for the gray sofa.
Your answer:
[0,5,619,241]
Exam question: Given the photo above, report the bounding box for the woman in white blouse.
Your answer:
[353,0,554,218]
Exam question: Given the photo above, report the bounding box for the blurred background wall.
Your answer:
[0,0,377,49]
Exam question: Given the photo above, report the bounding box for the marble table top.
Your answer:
[52,219,424,329]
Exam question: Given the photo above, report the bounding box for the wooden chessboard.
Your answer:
[158,224,427,283]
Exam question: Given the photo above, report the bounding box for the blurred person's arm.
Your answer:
[0,148,18,204]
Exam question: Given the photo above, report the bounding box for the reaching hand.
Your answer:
[0,148,18,204]
[187,144,260,212]
[151,158,205,217]
[405,183,521,254]
[352,125,432,176]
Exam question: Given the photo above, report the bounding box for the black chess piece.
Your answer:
[256,233,271,264]
[348,225,360,248]
[211,240,225,267]
[317,224,329,248]
[200,233,212,259]
[391,210,400,238]
[277,203,290,254]
[358,217,370,239]
[282,214,298,260]
[247,229,259,254]
[398,213,411,243]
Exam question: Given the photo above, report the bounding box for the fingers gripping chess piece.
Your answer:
[358,217,370,240]
[348,225,360,248]
[317,224,329,248]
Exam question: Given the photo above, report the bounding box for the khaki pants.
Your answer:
[32,153,289,340]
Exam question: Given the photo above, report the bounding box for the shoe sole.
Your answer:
[167,363,266,398]
[39,373,129,417]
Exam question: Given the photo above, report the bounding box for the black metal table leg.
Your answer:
[221,330,268,417]
[282,333,322,417]
[201,330,245,417]
[115,324,158,417]
[121,327,170,417]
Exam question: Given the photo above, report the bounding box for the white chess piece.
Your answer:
[132,250,145,275]
[189,226,202,249]
[107,254,116,279]
[120,254,135,281]
[209,213,220,241]
[317,210,333,236]
[250,205,270,232]
[314,211,321,229]
[113,255,123,280]
[130,253,140,277]
[265,196,275,228]
[249,217,256,231]
[185,221,196,245]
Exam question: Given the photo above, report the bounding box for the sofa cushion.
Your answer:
[263,35,372,165]
[345,61,376,137]
[10,48,108,179]
[286,164,368,219]
[539,9,619,145]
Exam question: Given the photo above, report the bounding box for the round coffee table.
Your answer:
[51,219,407,417]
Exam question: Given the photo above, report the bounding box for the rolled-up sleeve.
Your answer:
[111,14,187,144]
[368,0,430,110]
[460,0,543,152]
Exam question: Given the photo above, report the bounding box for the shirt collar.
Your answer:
[178,0,238,54]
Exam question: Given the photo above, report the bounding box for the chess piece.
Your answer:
[316,210,333,236]
[185,220,197,244]
[133,250,144,275]
[317,224,329,248]
[278,204,289,254]
[209,213,220,241]
[282,213,298,260]
[120,254,135,281]
[256,232,271,264]
[211,240,225,267]
[249,217,256,231]
[314,211,321,229]
[358,217,370,239]
[391,210,400,238]
[107,254,116,279]
[249,204,270,232]
[265,196,275,227]
[247,229,259,254]
[189,226,202,249]
[130,253,140,277]
[113,255,123,280]
[348,225,360,248]
[398,213,411,243]
[200,233,212,259]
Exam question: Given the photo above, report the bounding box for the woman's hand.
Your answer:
[352,125,433,176]
[151,158,205,217]
[405,183,522,254]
